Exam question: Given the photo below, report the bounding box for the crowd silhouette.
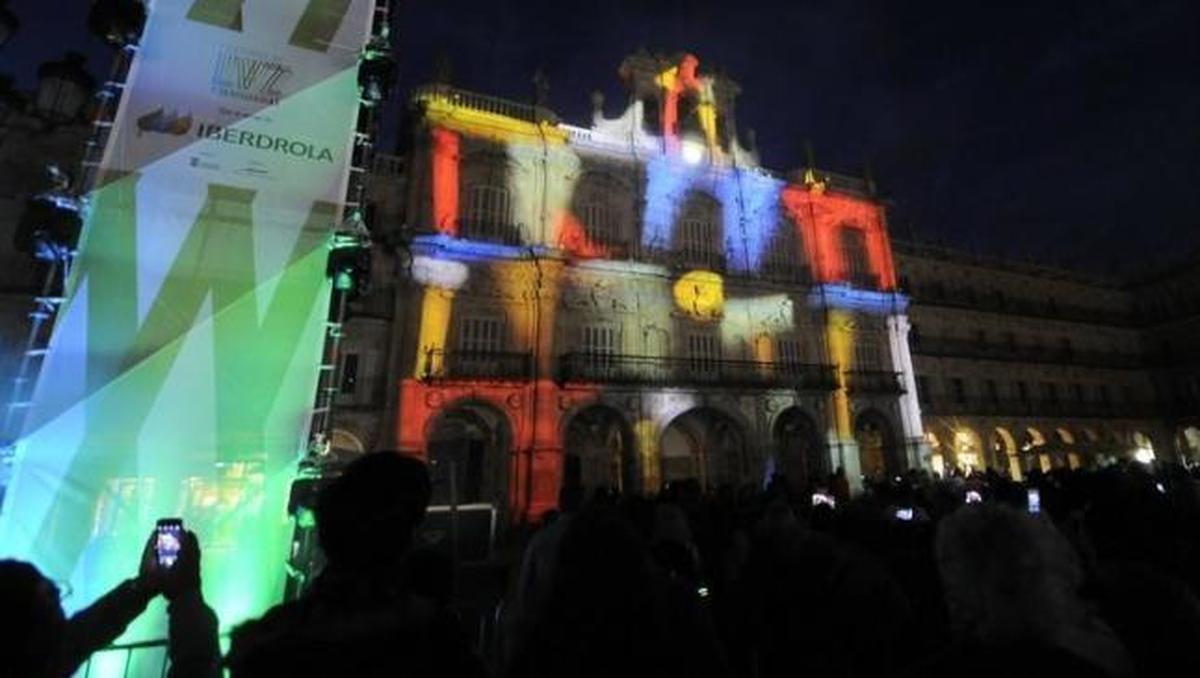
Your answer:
[3,451,1199,677]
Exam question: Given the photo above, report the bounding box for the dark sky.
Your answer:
[6,0,1198,274]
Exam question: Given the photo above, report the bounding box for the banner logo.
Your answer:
[137,108,194,136]
[211,46,292,105]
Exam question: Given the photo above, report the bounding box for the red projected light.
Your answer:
[781,184,897,290]
[431,127,460,236]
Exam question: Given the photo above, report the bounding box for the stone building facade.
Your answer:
[330,54,1197,522]
[336,53,926,521]
[893,241,1181,478]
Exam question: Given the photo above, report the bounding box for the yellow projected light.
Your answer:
[673,270,724,319]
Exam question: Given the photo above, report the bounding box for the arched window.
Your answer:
[463,183,513,243]
[839,226,873,287]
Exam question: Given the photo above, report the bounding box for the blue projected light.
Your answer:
[808,283,909,315]
[717,169,782,274]
[411,233,548,263]
[642,156,702,250]
[641,158,783,275]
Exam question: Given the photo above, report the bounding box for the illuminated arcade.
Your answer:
[389,52,928,521]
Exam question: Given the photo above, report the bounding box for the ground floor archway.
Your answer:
[855,410,899,480]
[563,404,637,496]
[773,407,827,493]
[426,401,512,509]
[660,408,748,491]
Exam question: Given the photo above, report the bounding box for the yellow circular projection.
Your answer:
[673,270,725,319]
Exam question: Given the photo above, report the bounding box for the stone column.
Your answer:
[886,313,930,470]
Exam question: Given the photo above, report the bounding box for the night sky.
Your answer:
[5,0,1198,274]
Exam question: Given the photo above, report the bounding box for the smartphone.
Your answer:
[811,492,836,509]
[965,490,982,504]
[155,518,184,568]
[1026,488,1041,514]
[895,507,914,521]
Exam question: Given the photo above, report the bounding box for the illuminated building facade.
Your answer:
[344,52,927,521]
[895,240,1186,477]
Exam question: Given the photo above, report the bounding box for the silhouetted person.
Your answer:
[0,528,219,677]
[226,451,484,677]
[916,504,1133,678]
[505,504,729,678]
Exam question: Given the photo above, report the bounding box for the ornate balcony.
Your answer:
[421,349,533,381]
[558,352,836,391]
[844,370,905,394]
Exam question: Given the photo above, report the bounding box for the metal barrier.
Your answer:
[79,639,169,678]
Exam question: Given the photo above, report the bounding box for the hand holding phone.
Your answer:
[1026,488,1041,514]
[156,518,184,569]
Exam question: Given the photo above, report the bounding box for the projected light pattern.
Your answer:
[0,0,377,647]
[394,61,925,519]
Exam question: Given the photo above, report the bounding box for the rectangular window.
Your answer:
[339,353,359,394]
[1015,380,1029,402]
[1071,383,1085,403]
[464,184,513,242]
[1042,382,1059,404]
[854,337,882,371]
[973,329,987,346]
[1097,384,1111,405]
[459,316,505,354]
[985,379,999,403]
[582,202,614,246]
[688,333,720,374]
[1003,332,1016,349]
[581,325,617,371]
[777,337,803,365]
[916,376,930,404]
[680,218,716,265]
[951,378,966,404]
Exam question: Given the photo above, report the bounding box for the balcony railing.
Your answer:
[920,397,1160,419]
[913,337,1143,369]
[414,84,552,124]
[845,370,905,394]
[422,349,533,381]
[913,287,1135,326]
[558,353,837,391]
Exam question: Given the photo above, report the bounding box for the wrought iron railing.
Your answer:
[422,350,533,381]
[913,337,1143,369]
[920,397,1160,419]
[558,352,837,390]
[844,370,905,394]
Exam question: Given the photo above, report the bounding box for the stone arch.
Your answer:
[854,409,900,479]
[1020,426,1053,473]
[949,426,984,473]
[772,406,827,493]
[925,430,946,477]
[990,426,1021,480]
[1132,430,1155,463]
[660,407,748,491]
[1180,426,1200,463]
[1055,427,1080,469]
[425,399,514,510]
[331,427,362,453]
[562,403,638,496]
